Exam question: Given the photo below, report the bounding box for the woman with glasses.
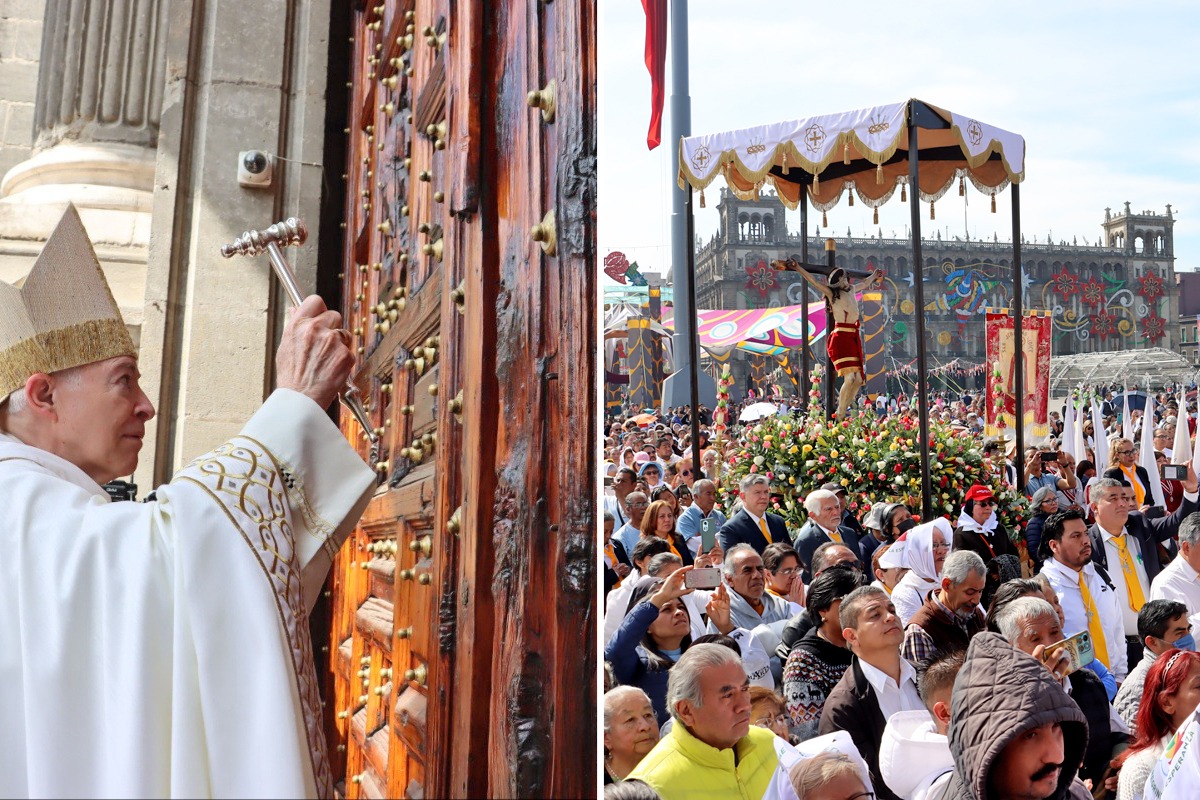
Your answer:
[1023,486,1059,563]
[891,519,953,625]
[1104,437,1155,513]
[748,686,793,742]
[763,542,805,604]
[951,484,1017,566]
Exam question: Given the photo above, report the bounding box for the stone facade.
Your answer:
[0,0,43,180]
[696,188,1179,388]
[0,0,337,491]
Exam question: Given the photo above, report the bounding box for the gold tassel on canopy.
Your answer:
[699,189,705,208]
[876,163,883,185]
[848,188,854,207]
[991,193,997,213]
[843,142,850,165]
[900,183,907,202]
[822,211,828,227]
[812,173,819,192]
[930,201,936,220]
[873,207,879,224]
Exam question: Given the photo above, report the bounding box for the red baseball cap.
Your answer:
[964,484,995,503]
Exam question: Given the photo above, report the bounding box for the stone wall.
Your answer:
[0,0,43,178]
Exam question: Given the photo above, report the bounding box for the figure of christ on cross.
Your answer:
[772,259,884,419]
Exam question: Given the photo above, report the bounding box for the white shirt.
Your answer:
[1041,557,1129,680]
[1099,524,1152,635]
[859,657,924,722]
[1151,555,1200,624]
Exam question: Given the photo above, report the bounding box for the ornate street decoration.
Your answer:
[1078,277,1106,309]
[1140,312,1166,342]
[1048,269,1078,299]
[744,258,778,298]
[691,145,711,171]
[604,251,630,284]
[1090,310,1116,339]
[1137,270,1164,303]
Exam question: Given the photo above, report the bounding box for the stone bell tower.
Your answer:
[1102,202,1177,350]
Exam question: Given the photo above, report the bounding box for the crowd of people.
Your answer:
[601,385,1200,800]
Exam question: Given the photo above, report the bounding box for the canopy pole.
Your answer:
[800,190,810,412]
[1012,183,1025,491]
[825,238,836,417]
[686,187,704,479]
[907,109,933,518]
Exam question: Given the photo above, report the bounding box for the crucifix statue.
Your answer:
[773,258,884,419]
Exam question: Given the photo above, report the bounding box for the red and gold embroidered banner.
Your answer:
[985,309,1052,442]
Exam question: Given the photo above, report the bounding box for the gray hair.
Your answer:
[1029,486,1057,508]
[692,478,716,494]
[739,473,769,494]
[994,596,1058,644]
[941,550,986,586]
[1091,478,1125,503]
[722,543,758,577]
[603,685,653,733]
[1030,572,1052,594]
[1180,513,1200,549]
[603,510,615,523]
[646,552,683,577]
[788,751,862,798]
[804,489,837,515]
[666,642,744,722]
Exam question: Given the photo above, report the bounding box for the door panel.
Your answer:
[324,2,595,797]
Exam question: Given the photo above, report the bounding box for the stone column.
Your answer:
[0,0,168,341]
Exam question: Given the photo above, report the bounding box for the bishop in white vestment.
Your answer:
[0,205,374,798]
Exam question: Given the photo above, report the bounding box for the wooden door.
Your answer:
[322,1,595,797]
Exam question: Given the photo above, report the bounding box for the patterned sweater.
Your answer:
[782,626,852,742]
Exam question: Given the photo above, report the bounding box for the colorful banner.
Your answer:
[662,300,832,356]
[985,309,1052,443]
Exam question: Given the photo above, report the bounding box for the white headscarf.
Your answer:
[902,518,953,581]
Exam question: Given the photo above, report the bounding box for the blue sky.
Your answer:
[599,1,1200,285]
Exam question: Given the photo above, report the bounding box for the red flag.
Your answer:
[642,0,667,150]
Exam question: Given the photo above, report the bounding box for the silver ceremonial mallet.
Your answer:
[219,218,378,443]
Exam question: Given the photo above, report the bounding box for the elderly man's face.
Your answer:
[1012,613,1065,660]
[693,482,717,512]
[942,570,985,616]
[726,550,767,601]
[816,545,857,576]
[810,495,842,531]
[36,356,155,485]
[625,493,649,526]
[742,481,770,516]
[676,661,751,751]
[989,722,1066,800]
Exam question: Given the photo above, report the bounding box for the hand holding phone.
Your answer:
[1162,464,1189,481]
[1039,630,1095,677]
[684,567,723,590]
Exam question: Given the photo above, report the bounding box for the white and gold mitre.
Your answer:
[0,204,135,398]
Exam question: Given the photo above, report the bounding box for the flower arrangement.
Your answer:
[718,406,1028,539]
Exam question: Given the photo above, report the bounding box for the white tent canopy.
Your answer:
[677,99,1025,213]
[1049,348,1198,394]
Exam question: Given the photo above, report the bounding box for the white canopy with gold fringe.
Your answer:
[678,99,1025,214]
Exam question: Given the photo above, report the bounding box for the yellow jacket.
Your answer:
[627,721,779,800]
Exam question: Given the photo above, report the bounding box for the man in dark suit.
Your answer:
[1088,471,1199,669]
[794,487,861,580]
[716,473,788,555]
